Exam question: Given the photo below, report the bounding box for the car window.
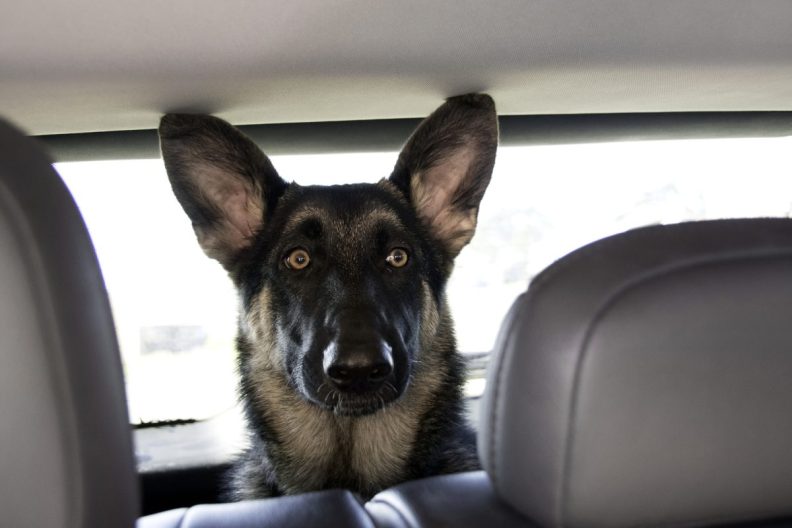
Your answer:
[57,136,792,424]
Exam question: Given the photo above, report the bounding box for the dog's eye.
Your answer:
[285,248,311,270]
[385,248,409,268]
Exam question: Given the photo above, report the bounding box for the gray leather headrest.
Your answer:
[479,219,792,527]
[0,119,138,527]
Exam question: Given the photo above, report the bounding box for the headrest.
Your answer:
[0,119,138,527]
[479,219,792,527]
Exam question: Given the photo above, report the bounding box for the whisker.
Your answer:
[316,381,334,408]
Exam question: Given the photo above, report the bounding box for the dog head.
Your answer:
[159,94,498,416]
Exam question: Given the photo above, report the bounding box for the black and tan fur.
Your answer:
[158,94,498,499]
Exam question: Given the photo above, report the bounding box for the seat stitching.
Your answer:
[177,506,188,528]
[487,293,528,491]
[367,497,417,528]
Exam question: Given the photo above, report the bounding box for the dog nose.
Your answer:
[324,340,393,391]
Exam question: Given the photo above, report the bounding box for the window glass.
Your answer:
[57,136,792,423]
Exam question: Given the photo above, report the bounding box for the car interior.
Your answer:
[2,1,792,527]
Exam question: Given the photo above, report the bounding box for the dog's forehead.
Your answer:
[281,183,408,240]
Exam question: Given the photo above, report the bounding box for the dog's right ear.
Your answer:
[159,114,288,270]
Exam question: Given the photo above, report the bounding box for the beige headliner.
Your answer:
[2,0,792,135]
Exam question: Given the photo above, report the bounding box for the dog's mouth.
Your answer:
[313,381,403,417]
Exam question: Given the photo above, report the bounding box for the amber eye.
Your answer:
[285,248,311,270]
[385,248,409,268]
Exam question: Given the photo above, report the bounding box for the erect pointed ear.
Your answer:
[389,94,498,258]
[159,114,288,270]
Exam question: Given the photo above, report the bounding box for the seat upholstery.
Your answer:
[480,218,792,527]
[137,471,530,528]
[137,489,375,528]
[366,470,532,528]
[0,119,138,527]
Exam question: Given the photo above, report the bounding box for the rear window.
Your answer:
[57,135,792,424]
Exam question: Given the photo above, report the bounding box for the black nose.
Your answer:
[324,340,393,392]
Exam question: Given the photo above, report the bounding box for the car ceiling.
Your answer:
[2,0,792,136]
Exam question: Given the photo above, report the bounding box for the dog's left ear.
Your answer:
[389,94,498,257]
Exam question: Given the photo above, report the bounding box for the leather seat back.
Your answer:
[0,120,138,528]
[480,219,792,527]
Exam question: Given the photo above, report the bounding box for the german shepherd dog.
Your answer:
[158,94,498,499]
